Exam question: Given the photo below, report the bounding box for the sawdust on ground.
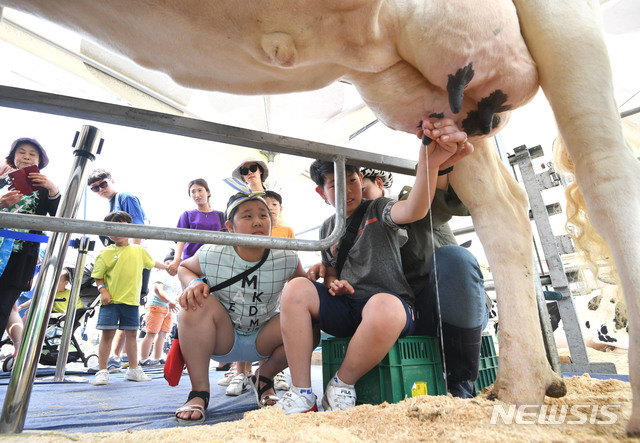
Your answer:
[557,346,629,375]
[6,372,634,443]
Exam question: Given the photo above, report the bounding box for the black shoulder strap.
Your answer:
[335,200,372,278]
[209,248,270,293]
[217,211,225,228]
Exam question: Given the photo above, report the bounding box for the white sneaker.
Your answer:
[322,375,356,411]
[226,372,249,396]
[93,369,109,386]
[274,389,318,414]
[217,368,237,387]
[274,372,290,391]
[124,366,152,382]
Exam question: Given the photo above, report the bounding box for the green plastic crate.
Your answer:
[474,333,498,393]
[322,336,446,405]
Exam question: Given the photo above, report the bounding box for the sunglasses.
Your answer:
[90,180,109,192]
[239,164,260,176]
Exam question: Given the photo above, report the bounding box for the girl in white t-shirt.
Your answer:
[175,181,305,423]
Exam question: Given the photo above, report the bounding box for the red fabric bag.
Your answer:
[164,338,185,386]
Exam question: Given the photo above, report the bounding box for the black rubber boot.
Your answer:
[441,322,483,399]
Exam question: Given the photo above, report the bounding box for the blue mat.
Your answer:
[0,365,325,433]
[564,372,629,382]
[0,364,628,433]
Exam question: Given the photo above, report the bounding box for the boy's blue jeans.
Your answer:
[414,245,488,335]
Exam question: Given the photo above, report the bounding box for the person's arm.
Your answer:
[306,262,326,280]
[436,174,449,191]
[17,299,32,312]
[119,193,146,225]
[95,278,112,305]
[153,260,168,270]
[306,262,350,296]
[153,282,171,303]
[292,258,307,279]
[391,117,472,225]
[169,211,191,273]
[177,254,208,311]
[28,171,59,198]
[322,266,354,296]
[0,190,23,209]
[155,280,180,312]
[167,241,186,275]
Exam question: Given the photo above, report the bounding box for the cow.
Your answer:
[0,0,638,435]
[552,284,629,353]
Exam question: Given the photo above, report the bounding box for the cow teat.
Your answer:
[261,32,297,67]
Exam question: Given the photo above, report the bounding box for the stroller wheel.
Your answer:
[2,355,15,372]
[84,354,99,369]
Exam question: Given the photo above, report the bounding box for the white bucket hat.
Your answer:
[232,156,269,182]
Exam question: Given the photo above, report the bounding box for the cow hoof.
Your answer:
[627,415,640,437]
[544,376,567,398]
[487,367,567,404]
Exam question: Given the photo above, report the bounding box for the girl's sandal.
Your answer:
[175,390,210,423]
[249,370,279,408]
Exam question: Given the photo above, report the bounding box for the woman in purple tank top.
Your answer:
[167,178,225,275]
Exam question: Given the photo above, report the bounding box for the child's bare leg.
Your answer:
[153,331,168,360]
[236,361,251,375]
[279,278,321,388]
[140,331,156,360]
[255,315,288,379]
[6,304,23,350]
[98,329,116,370]
[112,329,125,358]
[177,296,234,420]
[252,314,289,405]
[338,293,406,384]
[123,329,139,369]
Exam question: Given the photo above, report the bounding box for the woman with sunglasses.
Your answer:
[231,156,269,193]
[0,137,60,335]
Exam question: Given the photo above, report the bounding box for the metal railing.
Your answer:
[0,83,415,432]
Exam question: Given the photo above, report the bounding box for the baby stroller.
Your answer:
[2,264,100,372]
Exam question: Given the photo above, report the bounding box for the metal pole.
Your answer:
[0,125,103,433]
[0,85,417,176]
[53,237,93,381]
[0,204,347,252]
[533,266,562,374]
[513,146,615,375]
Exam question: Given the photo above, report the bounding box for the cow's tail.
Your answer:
[552,119,640,284]
[552,135,617,283]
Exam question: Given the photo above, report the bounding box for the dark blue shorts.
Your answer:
[311,280,416,338]
[96,304,140,330]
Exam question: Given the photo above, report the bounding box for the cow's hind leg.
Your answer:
[450,139,566,405]
[513,0,640,435]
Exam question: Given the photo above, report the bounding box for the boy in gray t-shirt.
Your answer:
[275,117,473,414]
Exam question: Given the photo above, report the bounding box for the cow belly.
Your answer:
[1,0,538,136]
